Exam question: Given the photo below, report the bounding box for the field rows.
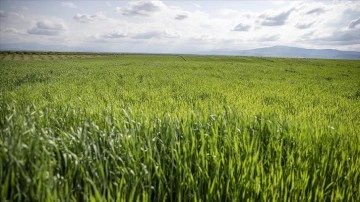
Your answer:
[1,53,360,201]
[0,52,108,61]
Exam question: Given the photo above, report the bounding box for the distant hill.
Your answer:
[205,46,360,59]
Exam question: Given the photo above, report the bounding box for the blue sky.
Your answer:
[0,0,359,53]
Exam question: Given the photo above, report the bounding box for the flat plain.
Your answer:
[1,52,360,201]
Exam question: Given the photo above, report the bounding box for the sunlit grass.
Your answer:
[1,52,360,201]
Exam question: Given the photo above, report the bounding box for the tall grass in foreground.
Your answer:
[1,53,360,201]
[1,104,359,201]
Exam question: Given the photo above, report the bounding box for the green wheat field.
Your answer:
[1,52,360,201]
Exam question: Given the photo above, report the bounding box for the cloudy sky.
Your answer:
[0,0,359,53]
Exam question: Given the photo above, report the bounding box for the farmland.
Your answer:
[1,52,360,201]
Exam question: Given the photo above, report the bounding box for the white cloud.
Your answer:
[175,14,187,20]
[0,10,8,17]
[27,20,67,36]
[260,8,295,26]
[73,12,106,23]
[306,7,325,15]
[88,33,127,43]
[349,17,360,29]
[1,0,360,52]
[258,35,280,42]
[116,1,165,16]
[61,2,77,8]
[3,28,20,34]
[132,31,180,39]
[102,31,127,39]
[132,31,162,39]
[232,23,251,31]
[295,22,314,29]
[218,8,239,16]
[319,28,360,44]
[193,3,201,9]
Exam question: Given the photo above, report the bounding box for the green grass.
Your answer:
[1,52,360,201]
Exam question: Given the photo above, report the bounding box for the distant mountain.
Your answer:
[205,46,360,59]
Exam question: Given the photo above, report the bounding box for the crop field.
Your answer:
[1,52,360,201]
